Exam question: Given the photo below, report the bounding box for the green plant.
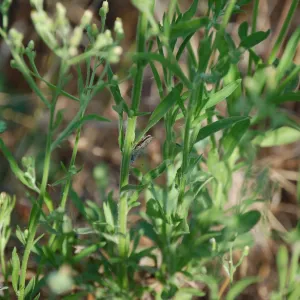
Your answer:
[0,192,15,297]
[0,0,299,299]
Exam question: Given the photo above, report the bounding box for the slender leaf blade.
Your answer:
[195,116,249,143]
[203,79,242,110]
[12,248,20,293]
[170,17,209,40]
[226,277,258,300]
[222,118,250,159]
[252,127,300,147]
[137,84,182,141]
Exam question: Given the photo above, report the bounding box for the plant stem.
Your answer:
[268,0,299,65]
[178,88,197,205]
[117,11,147,288]
[18,64,66,300]
[247,0,259,76]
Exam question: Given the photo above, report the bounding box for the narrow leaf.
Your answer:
[195,116,249,143]
[24,276,36,298]
[72,244,103,263]
[226,277,258,300]
[272,91,300,104]
[277,245,288,293]
[142,160,171,183]
[11,248,20,293]
[52,114,110,150]
[132,53,191,88]
[0,139,38,191]
[137,84,182,141]
[222,118,250,159]
[107,65,129,113]
[181,0,199,21]
[170,17,209,40]
[252,127,300,147]
[276,28,300,81]
[203,80,241,110]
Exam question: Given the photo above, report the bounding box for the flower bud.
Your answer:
[81,10,93,27]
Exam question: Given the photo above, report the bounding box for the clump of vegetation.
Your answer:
[0,0,299,299]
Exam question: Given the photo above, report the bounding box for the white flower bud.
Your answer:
[70,26,83,48]
[56,2,66,19]
[81,10,93,27]
[107,46,123,63]
[8,28,24,49]
[68,46,78,56]
[114,18,124,40]
[99,1,109,18]
[94,31,113,50]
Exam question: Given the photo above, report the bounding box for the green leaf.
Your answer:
[277,245,288,293]
[222,118,250,159]
[149,61,164,98]
[78,114,110,124]
[170,17,209,40]
[237,210,261,235]
[240,30,270,49]
[181,0,199,21]
[132,53,191,88]
[137,83,182,141]
[202,79,241,110]
[51,114,110,150]
[252,127,300,147]
[121,184,146,192]
[53,109,65,131]
[107,66,129,113]
[0,139,38,191]
[195,116,249,143]
[11,247,20,293]
[272,91,300,104]
[226,277,258,300]
[24,276,36,298]
[33,294,40,300]
[103,200,115,230]
[142,160,171,184]
[289,286,300,300]
[72,243,103,263]
[76,65,84,95]
[276,28,300,81]
[30,72,80,102]
[238,21,248,40]
[69,189,87,220]
[146,198,164,219]
[176,33,194,60]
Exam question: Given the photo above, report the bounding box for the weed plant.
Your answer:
[0,0,300,299]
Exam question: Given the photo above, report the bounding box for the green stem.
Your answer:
[18,107,54,300]
[267,0,299,65]
[118,117,136,288]
[117,11,148,288]
[277,65,300,93]
[0,246,6,279]
[178,88,197,205]
[247,0,259,76]
[18,64,67,300]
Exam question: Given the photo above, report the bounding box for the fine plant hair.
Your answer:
[0,0,300,299]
